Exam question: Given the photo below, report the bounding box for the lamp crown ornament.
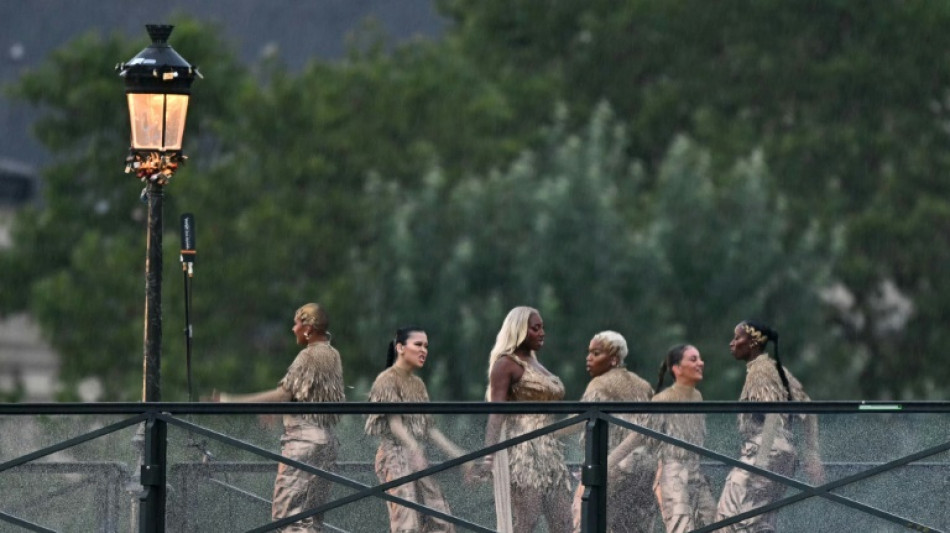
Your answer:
[117,24,201,185]
[146,24,173,44]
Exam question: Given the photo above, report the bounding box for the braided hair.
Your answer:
[656,344,691,391]
[386,325,425,369]
[741,320,792,401]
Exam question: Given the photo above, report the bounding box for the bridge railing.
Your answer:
[1,401,948,532]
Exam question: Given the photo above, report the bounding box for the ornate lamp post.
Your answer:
[117,25,199,532]
[117,24,200,403]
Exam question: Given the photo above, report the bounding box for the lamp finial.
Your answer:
[146,24,174,45]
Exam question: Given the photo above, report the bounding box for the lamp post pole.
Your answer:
[118,24,199,532]
[143,180,163,402]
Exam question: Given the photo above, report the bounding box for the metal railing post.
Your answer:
[139,415,167,533]
[580,413,608,533]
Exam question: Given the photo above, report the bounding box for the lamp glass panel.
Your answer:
[127,93,190,151]
[162,94,189,151]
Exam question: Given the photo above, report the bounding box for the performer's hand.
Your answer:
[605,450,620,471]
[803,455,826,485]
[408,448,428,472]
[199,389,221,402]
[460,461,475,484]
[467,454,493,483]
[606,465,622,488]
[257,414,280,430]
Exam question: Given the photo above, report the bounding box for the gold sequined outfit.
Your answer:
[716,354,812,533]
[272,342,345,532]
[651,383,716,533]
[571,367,657,533]
[502,354,571,494]
[366,366,455,533]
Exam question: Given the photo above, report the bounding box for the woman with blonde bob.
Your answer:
[568,330,657,533]
[472,306,572,533]
[212,302,345,532]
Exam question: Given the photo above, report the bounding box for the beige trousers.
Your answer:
[654,459,716,533]
[272,424,338,533]
[715,439,797,533]
[375,444,456,533]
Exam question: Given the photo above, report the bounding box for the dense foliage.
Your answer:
[3,2,949,401]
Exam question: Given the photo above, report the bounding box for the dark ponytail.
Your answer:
[656,344,689,391]
[386,325,425,369]
[385,341,398,368]
[744,320,791,401]
[771,330,792,401]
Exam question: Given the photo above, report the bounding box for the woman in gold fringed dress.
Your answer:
[366,326,468,533]
[213,303,345,533]
[472,306,572,533]
[608,344,717,533]
[569,330,657,533]
[715,320,824,533]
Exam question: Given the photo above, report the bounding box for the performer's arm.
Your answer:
[606,430,645,470]
[478,357,520,472]
[484,358,516,446]
[429,427,465,459]
[753,413,780,468]
[389,415,427,470]
[217,387,292,403]
[550,418,586,440]
[801,414,825,483]
[428,426,475,477]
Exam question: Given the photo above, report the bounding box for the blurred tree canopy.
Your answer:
[2,2,949,401]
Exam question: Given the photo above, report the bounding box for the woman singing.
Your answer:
[365,326,468,533]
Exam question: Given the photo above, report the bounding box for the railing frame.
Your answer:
[1,401,948,533]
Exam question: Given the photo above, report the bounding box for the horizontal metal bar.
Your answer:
[168,460,950,471]
[1,401,947,416]
[2,462,127,474]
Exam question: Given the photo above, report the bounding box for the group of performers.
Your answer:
[213,303,824,533]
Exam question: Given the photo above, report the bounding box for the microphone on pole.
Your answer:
[180,212,196,276]
[180,213,196,401]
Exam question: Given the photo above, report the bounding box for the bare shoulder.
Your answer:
[490,355,524,380]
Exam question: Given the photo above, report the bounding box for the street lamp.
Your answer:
[118,26,199,532]
[117,24,200,403]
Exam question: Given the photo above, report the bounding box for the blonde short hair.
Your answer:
[295,303,328,333]
[591,330,628,365]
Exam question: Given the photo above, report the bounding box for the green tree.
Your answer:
[0,20,250,400]
[352,103,660,399]
[352,104,834,400]
[6,3,939,402]
[0,17,540,400]
[436,0,950,398]
[639,137,837,398]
